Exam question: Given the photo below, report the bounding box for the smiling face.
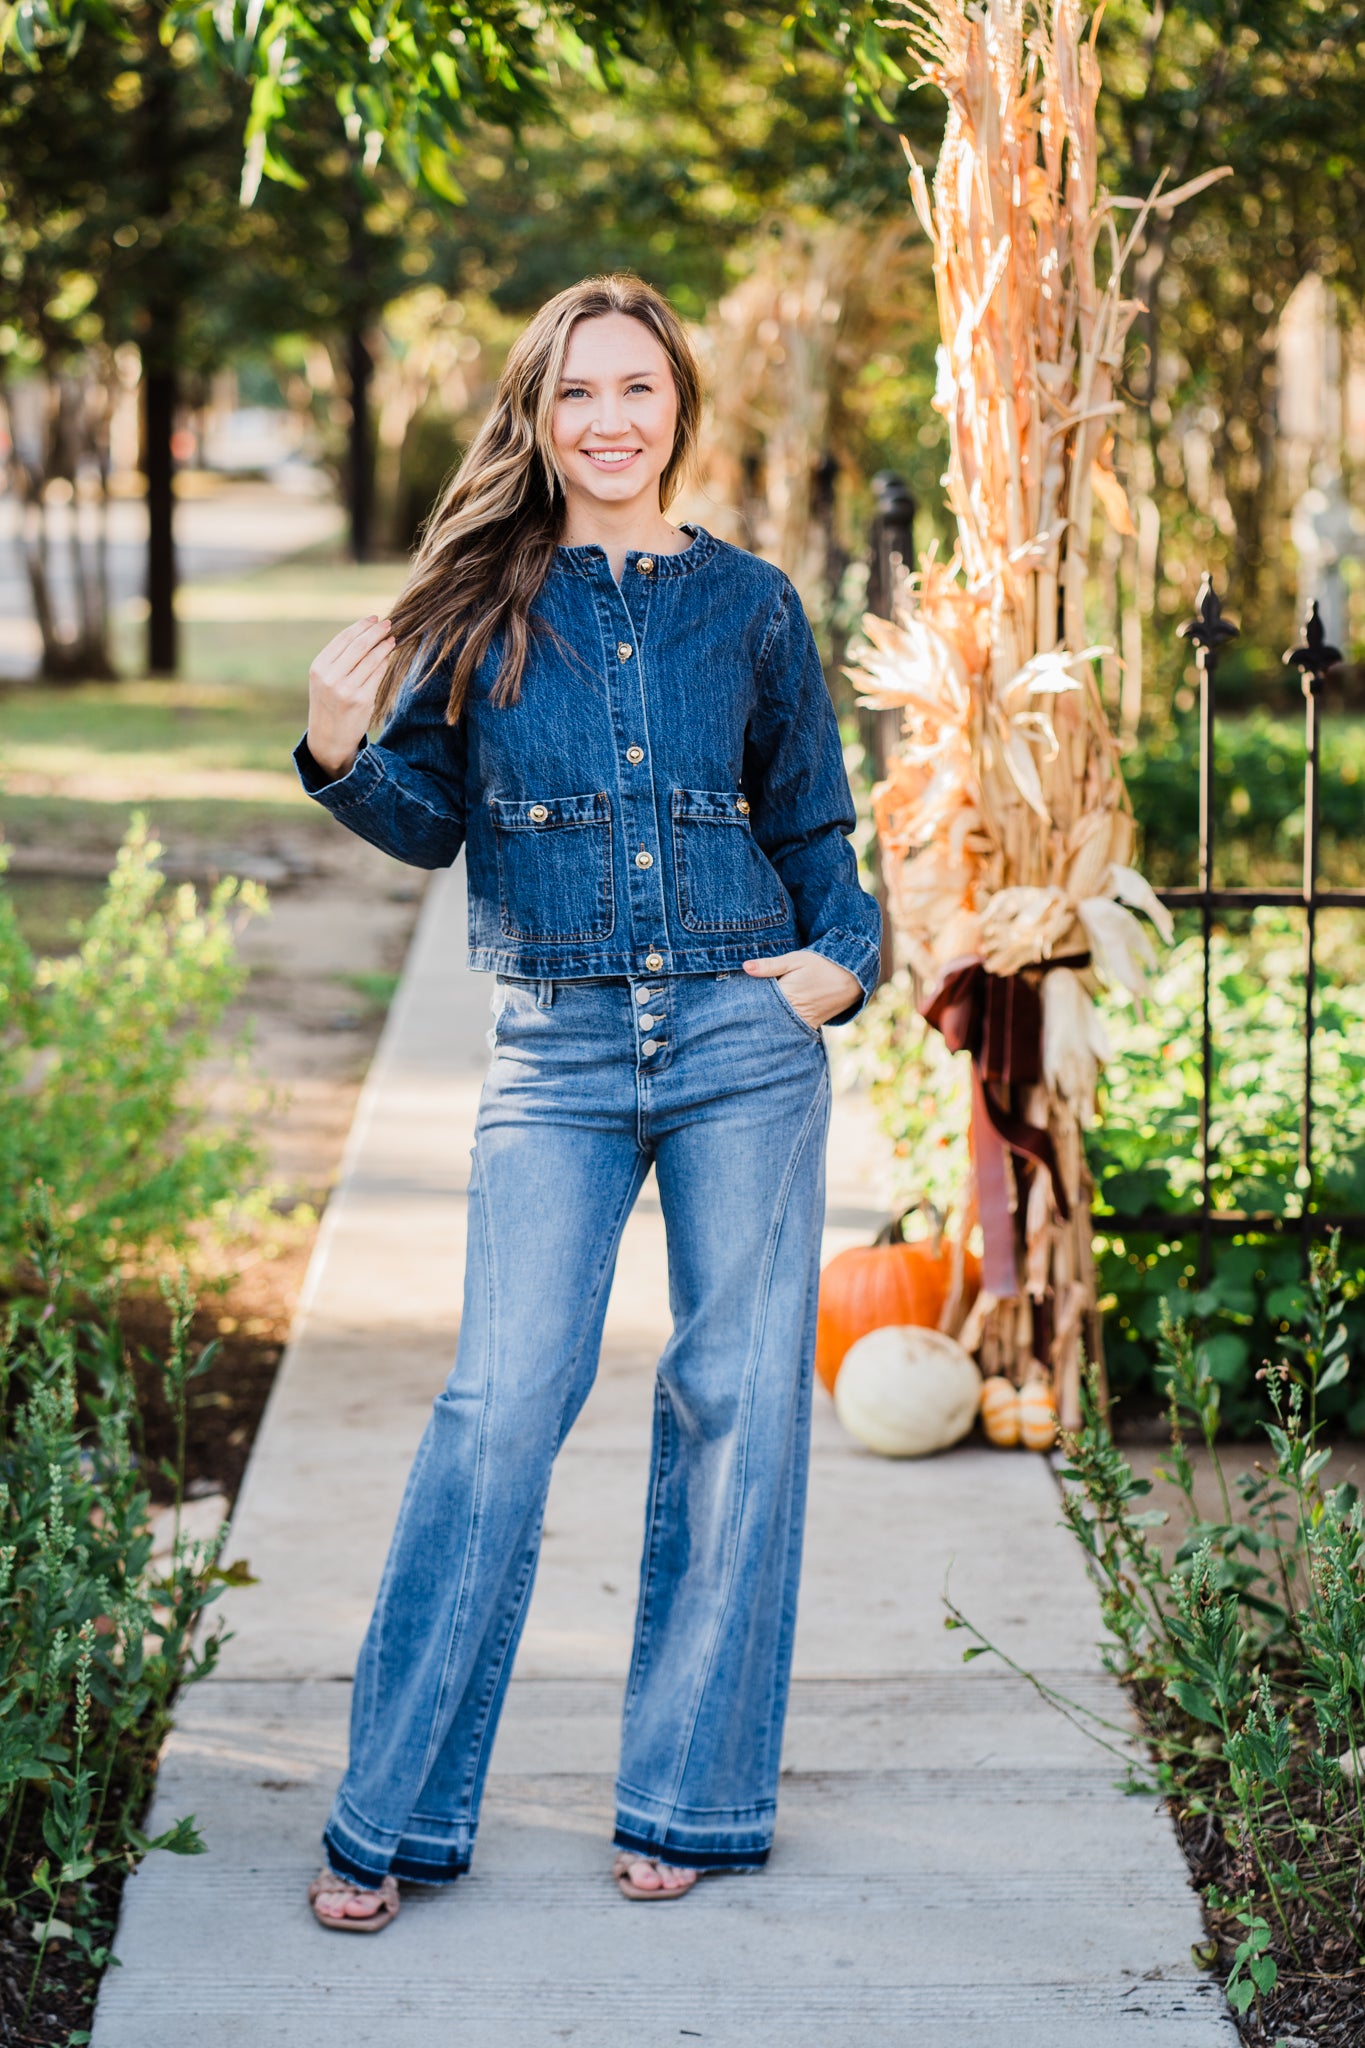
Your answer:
[550,312,680,519]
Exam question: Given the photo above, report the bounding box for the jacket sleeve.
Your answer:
[292,653,467,870]
[743,577,884,1022]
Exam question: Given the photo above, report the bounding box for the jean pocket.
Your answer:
[762,973,823,1040]
[670,788,787,933]
[490,791,615,943]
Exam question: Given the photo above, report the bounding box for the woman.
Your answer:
[295,274,882,1930]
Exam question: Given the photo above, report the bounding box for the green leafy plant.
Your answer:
[0,1210,255,2027]
[0,816,267,1294]
[1091,914,1365,1427]
[946,1241,1365,2041]
[1221,1902,1279,2019]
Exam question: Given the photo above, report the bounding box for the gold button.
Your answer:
[617,642,634,661]
[529,803,549,822]
[736,797,750,815]
[637,556,655,574]
[626,745,644,764]
[635,849,653,869]
[645,952,663,971]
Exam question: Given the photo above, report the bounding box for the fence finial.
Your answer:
[1283,601,1342,695]
[1178,574,1239,656]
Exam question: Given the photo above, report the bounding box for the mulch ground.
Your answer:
[1172,1799,1365,2045]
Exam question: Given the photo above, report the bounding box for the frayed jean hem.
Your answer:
[612,1820,772,1872]
[323,1793,471,1889]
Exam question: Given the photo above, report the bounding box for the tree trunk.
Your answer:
[347,327,374,563]
[143,331,178,676]
[2,373,118,682]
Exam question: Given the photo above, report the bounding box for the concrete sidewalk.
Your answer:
[92,869,1232,2046]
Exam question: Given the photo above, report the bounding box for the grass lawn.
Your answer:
[0,544,404,878]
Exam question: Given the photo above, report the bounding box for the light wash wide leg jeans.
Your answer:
[322,967,830,1884]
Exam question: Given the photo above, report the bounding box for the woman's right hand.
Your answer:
[305,616,396,779]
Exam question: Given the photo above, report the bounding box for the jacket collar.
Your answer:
[552,521,718,582]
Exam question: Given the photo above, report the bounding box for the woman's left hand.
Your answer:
[741,950,864,1030]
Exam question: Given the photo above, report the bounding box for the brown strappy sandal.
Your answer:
[308,1864,400,1933]
[612,1851,704,1901]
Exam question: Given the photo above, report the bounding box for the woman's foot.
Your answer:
[308,1865,400,1932]
[613,1851,699,1900]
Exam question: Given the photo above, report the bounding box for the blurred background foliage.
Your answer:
[4,1,1365,693]
[4,0,1365,1419]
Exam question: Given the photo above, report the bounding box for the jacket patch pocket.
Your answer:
[670,788,788,933]
[490,791,615,943]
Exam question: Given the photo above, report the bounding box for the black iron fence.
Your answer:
[1140,578,1365,1278]
[860,483,1365,1275]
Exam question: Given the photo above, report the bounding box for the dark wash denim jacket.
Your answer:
[293,523,883,1018]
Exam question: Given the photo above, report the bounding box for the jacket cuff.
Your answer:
[293,732,381,808]
[809,926,884,1023]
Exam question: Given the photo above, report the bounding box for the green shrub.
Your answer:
[1126,709,1365,888]
[949,1243,1365,2036]
[0,817,267,1293]
[844,912,1365,1427]
[1093,914,1365,1428]
[0,1222,254,2019]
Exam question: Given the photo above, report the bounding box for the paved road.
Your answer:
[91,870,1233,2046]
[0,483,342,676]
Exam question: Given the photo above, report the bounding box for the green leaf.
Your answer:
[209,1557,258,1587]
[1165,1678,1223,1728]
[1317,1352,1349,1393]
[1198,1334,1250,1390]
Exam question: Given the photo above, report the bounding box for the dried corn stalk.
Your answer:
[850,0,1226,1425]
[691,220,916,615]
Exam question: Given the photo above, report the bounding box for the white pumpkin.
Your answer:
[833,1325,982,1458]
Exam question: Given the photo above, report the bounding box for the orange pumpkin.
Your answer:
[815,1209,980,1395]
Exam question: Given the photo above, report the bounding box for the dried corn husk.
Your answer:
[851,0,1227,1423]
[692,219,917,615]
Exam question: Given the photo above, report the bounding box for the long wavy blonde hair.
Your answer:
[375,274,704,728]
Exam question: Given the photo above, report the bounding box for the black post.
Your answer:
[347,326,374,564]
[865,473,916,986]
[143,330,178,676]
[867,470,915,620]
[1178,576,1238,1283]
[1284,602,1342,1268]
[811,451,848,674]
[139,3,179,677]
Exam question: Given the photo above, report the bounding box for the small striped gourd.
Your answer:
[1018,1376,1059,1452]
[980,1375,1021,1447]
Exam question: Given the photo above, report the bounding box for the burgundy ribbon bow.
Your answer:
[919,957,1072,1299]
